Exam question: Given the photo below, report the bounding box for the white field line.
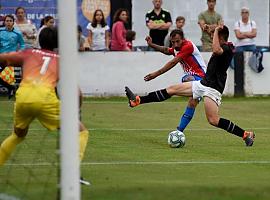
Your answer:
[0,127,270,131]
[2,100,270,104]
[5,160,270,166]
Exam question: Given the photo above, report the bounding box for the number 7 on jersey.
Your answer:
[40,56,51,75]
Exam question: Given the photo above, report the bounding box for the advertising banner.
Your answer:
[0,0,111,37]
[0,0,57,28]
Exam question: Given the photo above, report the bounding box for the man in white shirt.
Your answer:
[234,7,257,52]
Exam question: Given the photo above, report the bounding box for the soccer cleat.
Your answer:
[125,86,140,107]
[80,177,91,186]
[243,131,255,146]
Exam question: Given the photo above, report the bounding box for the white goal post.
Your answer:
[58,0,80,199]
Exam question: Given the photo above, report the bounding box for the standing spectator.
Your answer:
[0,15,25,98]
[14,7,37,48]
[36,16,55,48]
[126,30,136,51]
[110,8,130,51]
[0,15,4,27]
[145,0,172,47]
[87,9,110,51]
[0,4,4,27]
[164,16,185,47]
[234,7,257,52]
[0,15,25,53]
[198,0,222,52]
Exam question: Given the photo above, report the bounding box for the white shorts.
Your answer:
[192,81,222,106]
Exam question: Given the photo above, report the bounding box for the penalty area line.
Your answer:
[0,127,270,131]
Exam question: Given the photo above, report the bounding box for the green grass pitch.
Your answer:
[0,96,270,200]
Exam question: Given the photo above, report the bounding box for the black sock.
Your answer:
[218,118,245,138]
[140,89,171,104]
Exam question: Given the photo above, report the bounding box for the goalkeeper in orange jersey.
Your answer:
[0,27,90,185]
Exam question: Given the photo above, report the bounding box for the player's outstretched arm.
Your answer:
[144,56,181,81]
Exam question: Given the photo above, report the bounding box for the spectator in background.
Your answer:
[0,15,25,98]
[198,0,222,52]
[234,7,257,52]
[0,15,4,27]
[110,8,130,51]
[0,4,4,27]
[126,30,136,51]
[87,9,110,51]
[14,7,38,48]
[145,0,172,47]
[78,25,86,51]
[164,16,185,47]
[0,15,25,53]
[36,16,55,48]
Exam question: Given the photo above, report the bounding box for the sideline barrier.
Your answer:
[78,52,270,96]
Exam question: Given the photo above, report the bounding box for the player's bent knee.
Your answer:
[14,127,28,138]
[167,85,179,95]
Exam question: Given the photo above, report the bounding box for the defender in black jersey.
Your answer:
[125,25,255,146]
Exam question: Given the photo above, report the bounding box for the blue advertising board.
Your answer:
[0,0,57,28]
[0,0,111,36]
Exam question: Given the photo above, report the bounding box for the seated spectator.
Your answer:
[78,25,86,51]
[234,7,257,52]
[126,30,136,51]
[110,8,130,51]
[14,6,37,48]
[36,16,55,48]
[164,16,185,47]
[87,9,110,51]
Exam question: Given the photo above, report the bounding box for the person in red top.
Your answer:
[0,27,90,185]
[144,29,206,134]
[110,8,130,51]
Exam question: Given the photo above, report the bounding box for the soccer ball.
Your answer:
[168,130,186,148]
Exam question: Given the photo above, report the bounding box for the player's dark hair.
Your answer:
[170,29,184,39]
[218,25,229,41]
[40,16,54,28]
[39,27,58,50]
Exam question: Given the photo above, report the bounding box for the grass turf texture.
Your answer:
[0,96,270,200]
